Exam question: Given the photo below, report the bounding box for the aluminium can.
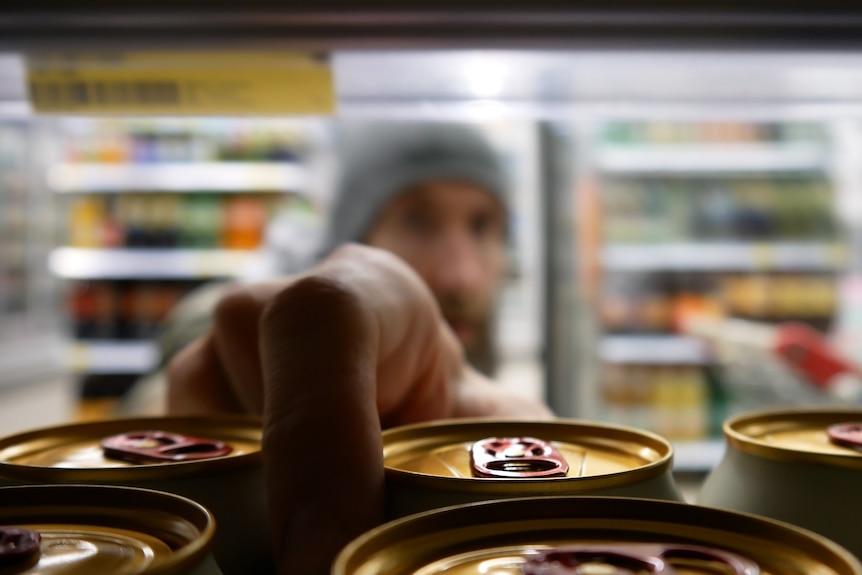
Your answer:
[381,418,684,519]
[334,495,862,575]
[0,415,272,575]
[0,483,220,574]
[699,407,862,560]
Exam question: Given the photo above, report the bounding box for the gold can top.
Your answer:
[382,418,673,493]
[334,496,861,575]
[725,408,862,469]
[0,484,214,574]
[0,415,262,482]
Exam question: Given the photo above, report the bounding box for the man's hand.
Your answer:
[165,244,552,574]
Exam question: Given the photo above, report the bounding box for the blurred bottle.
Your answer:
[222,196,267,249]
[91,282,118,339]
[67,283,96,338]
[675,367,710,440]
[68,197,108,247]
[149,195,182,247]
[181,195,221,248]
[130,123,158,163]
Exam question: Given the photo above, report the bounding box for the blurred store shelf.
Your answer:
[601,242,845,272]
[48,247,257,279]
[673,439,726,472]
[66,340,160,375]
[0,333,67,389]
[595,142,828,174]
[600,335,712,364]
[48,162,308,193]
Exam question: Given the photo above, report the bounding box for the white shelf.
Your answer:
[600,335,712,365]
[595,142,828,174]
[48,162,308,193]
[601,242,845,272]
[672,439,726,472]
[67,340,160,374]
[49,247,257,279]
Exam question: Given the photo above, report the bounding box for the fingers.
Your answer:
[257,245,464,574]
[260,274,384,575]
[166,279,291,416]
[210,281,285,413]
[165,334,243,414]
[317,246,458,425]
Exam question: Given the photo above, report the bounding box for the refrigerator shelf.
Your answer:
[48,162,309,193]
[595,142,828,174]
[49,247,257,279]
[66,340,160,374]
[600,335,712,365]
[601,242,845,272]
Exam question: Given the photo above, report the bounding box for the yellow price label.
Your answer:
[27,51,335,115]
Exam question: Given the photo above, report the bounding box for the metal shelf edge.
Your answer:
[49,162,309,193]
[48,247,258,279]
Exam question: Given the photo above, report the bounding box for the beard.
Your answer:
[437,296,498,378]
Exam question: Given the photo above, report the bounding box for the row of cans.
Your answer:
[0,409,860,573]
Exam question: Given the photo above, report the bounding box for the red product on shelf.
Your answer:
[774,322,862,401]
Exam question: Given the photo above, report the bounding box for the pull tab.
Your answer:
[522,545,668,575]
[101,430,233,463]
[0,527,41,565]
[827,422,862,451]
[521,544,760,575]
[471,436,568,478]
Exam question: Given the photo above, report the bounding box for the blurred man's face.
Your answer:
[364,181,508,372]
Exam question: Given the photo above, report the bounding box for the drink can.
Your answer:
[381,418,683,519]
[699,407,862,560]
[0,415,272,575]
[0,483,220,574]
[334,495,862,575]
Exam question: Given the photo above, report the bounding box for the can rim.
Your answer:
[0,483,216,575]
[723,407,862,469]
[0,415,263,482]
[382,417,674,492]
[333,495,862,575]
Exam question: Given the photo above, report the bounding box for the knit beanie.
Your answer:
[318,121,509,258]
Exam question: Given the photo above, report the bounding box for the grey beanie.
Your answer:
[319,121,508,258]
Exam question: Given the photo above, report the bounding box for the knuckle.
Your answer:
[212,284,260,332]
[261,274,364,331]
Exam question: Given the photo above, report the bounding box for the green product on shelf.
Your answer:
[181,195,221,248]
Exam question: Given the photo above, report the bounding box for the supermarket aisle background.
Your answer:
[0,116,548,439]
[3,112,862,477]
[0,378,74,437]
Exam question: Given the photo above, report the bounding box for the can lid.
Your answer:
[521,544,760,575]
[0,527,40,565]
[101,430,233,463]
[471,437,569,478]
[383,418,673,492]
[725,408,862,469]
[0,484,215,574]
[0,415,262,482]
[333,496,858,575]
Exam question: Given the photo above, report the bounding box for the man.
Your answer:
[257,121,512,376]
[142,122,552,574]
[119,121,511,413]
